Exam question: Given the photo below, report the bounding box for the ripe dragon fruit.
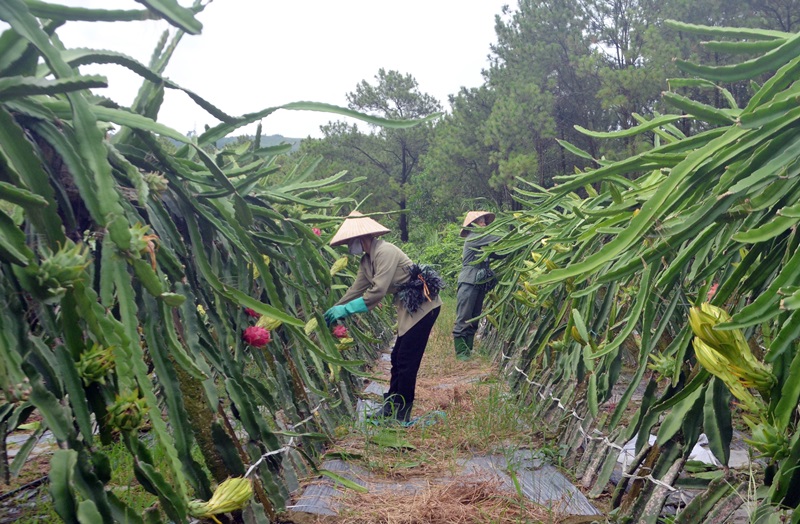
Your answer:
[332,324,349,339]
[243,326,271,347]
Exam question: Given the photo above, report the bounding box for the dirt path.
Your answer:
[285,300,602,523]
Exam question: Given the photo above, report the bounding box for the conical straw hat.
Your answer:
[329,211,391,246]
[460,211,495,237]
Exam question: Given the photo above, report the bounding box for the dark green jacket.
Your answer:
[457,232,501,285]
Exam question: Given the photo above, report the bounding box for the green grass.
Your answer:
[103,440,160,513]
[8,488,60,524]
[326,296,543,479]
[7,439,174,523]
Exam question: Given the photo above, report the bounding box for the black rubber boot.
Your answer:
[381,393,396,418]
[395,400,413,423]
[367,394,410,425]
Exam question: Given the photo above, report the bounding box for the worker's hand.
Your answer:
[324,305,349,325]
[324,298,368,325]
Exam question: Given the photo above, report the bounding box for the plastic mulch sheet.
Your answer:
[290,450,600,517]
[458,450,601,516]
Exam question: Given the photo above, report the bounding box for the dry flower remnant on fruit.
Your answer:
[257,315,283,331]
[129,222,160,270]
[304,317,319,335]
[188,477,254,522]
[330,255,349,276]
[689,303,775,399]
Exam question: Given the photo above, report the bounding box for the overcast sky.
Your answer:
[42,1,512,139]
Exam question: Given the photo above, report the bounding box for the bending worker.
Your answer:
[324,211,442,423]
[453,211,500,360]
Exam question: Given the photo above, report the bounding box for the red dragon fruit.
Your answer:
[332,324,349,339]
[243,326,271,347]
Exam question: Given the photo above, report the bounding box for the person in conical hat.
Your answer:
[460,211,495,237]
[324,210,442,424]
[453,210,501,360]
[328,211,391,248]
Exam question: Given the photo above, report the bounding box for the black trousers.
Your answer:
[387,306,441,409]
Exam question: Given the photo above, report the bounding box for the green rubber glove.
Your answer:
[324,297,368,325]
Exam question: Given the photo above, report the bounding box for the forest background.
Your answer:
[256,0,800,275]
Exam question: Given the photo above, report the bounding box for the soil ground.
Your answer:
[282,300,604,523]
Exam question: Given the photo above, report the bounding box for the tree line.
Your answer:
[290,0,799,242]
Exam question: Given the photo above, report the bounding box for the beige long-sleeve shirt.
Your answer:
[336,238,442,336]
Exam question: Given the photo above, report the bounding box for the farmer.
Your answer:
[324,211,442,423]
[453,211,501,360]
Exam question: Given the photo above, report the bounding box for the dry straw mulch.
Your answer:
[336,477,551,524]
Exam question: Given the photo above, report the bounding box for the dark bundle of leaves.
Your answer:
[397,264,446,313]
